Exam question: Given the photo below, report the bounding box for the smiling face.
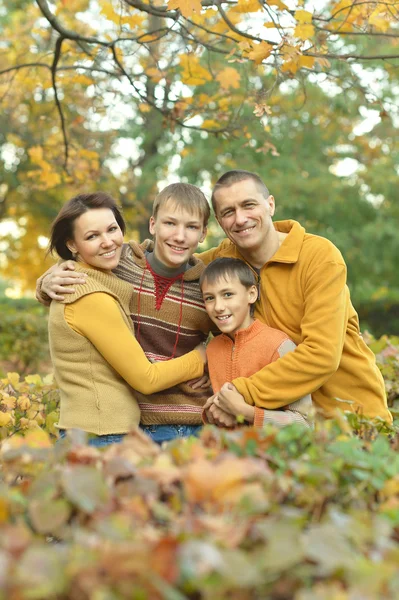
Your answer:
[67,208,124,272]
[214,178,275,264]
[202,274,257,339]
[149,200,207,269]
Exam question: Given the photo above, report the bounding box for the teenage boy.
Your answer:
[199,170,392,425]
[36,183,214,443]
[200,257,312,428]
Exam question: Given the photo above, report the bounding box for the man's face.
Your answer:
[214,179,275,254]
[149,200,207,268]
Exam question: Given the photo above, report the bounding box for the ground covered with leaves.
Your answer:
[0,334,398,599]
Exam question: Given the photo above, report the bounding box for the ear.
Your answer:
[149,215,156,236]
[268,195,275,217]
[248,285,258,305]
[66,240,77,255]
[199,226,207,244]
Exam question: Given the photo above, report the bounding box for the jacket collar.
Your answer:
[269,220,305,265]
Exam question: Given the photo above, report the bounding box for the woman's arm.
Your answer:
[65,292,205,394]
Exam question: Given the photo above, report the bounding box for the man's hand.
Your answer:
[37,261,87,303]
[214,382,255,423]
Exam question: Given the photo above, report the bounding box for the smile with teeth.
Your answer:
[235,225,255,234]
[217,314,232,321]
[168,244,187,252]
[101,249,116,257]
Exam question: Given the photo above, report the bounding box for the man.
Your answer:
[199,170,391,424]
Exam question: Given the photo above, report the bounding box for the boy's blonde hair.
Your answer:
[152,183,210,227]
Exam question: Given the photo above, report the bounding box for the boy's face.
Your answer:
[149,200,207,269]
[202,274,257,339]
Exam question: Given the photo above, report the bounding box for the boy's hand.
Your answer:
[204,394,236,427]
[38,261,87,302]
[187,374,211,389]
[215,382,255,423]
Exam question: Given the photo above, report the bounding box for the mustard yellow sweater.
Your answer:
[48,264,204,435]
[199,221,391,423]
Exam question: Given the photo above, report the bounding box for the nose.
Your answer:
[214,296,225,313]
[173,225,185,242]
[234,208,248,227]
[101,234,113,247]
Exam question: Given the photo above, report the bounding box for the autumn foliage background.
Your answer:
[1,1,399,598]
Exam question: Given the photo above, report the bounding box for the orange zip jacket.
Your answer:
[198,220,391,422]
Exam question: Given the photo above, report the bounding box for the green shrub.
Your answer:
[0,300,49,374]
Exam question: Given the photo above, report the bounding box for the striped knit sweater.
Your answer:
[113,241,214,425]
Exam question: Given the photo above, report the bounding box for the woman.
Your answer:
[48,192,206,447]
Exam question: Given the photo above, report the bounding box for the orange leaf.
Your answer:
[216,67,241,90]
[247,41,273,64]
[168,0,202,18]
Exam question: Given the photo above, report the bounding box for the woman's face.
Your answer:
[67,208,124,272]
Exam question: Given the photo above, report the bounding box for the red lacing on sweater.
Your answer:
[136,261,185,359]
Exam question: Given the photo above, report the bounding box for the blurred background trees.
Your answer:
[1,0,399,334]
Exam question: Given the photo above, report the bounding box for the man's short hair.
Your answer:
[200,257,257,291]
[152,183,210,227]
[211,170,270,213]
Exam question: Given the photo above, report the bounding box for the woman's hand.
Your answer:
[214,382,255,423]
[204,393,237,427]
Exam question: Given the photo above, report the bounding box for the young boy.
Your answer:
[36,183,214,443]
[200,258,312,428]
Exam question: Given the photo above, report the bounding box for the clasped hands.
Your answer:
[204,382,254,427]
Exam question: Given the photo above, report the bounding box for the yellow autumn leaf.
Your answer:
[267,0,289,9]
[298,55,315,69]
[43,373,55,385]
[216,67,241,90]
[28,146,44,165]
[0,412,13,427]
[168,0,202,18]
[294,23,315,41]
[25,374,43,387]
[180,55,212,86]
[369,8,390,33]
[202,119,220,129]
[1,396,16,410]
[230,0,262,13]
[139,103,151,113]
[247,41,273,64]
[147,67,164,83]
[6,373,20,388]
[295,9,313,24]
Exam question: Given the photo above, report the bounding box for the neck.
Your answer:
[147,249,188,277]
[239,229,280,269]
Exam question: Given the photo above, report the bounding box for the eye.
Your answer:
[203,295,214,303]
[109,225,118,232]
[188,225,200,230]
[223,292,233,298]
[86,233,97,240]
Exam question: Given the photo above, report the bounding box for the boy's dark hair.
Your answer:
[200,258,258,316]
[200,257,257,291]
[152,183,210,227]
[211,169,270,213]
[48,192,126,261]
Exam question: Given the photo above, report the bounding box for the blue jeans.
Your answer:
[140,424,202,444]
[58,429,125,447]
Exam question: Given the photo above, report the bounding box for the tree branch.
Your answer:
[51,36,69,171]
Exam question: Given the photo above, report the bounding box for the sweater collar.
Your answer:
[126,239,205,281]
[219,319,264,345]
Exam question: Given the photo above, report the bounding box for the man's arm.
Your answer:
[233,260,349,409]
[36,261,87,305]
